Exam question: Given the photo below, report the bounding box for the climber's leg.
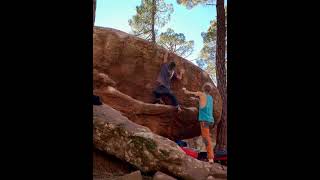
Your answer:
[165,91,179,107]
[200,122,214,163]
[164,90,181,111]
[153,91,161,104]
[153,85,165,104]
[153,85,180,110]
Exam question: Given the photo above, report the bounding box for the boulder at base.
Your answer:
[113,171,142,180]
[153,171,177,180]
[93,104,227,180]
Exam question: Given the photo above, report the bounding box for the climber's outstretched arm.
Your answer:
[163,51,169,64]
[190,97,200,101]
[182,88,201,97]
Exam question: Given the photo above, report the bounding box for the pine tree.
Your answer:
[128,0,173,43]
[158,28,194,58]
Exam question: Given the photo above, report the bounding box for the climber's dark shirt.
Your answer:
[156,63,177,89]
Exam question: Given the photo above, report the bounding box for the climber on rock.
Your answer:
[153,51,184,112]
[182,82,215,164]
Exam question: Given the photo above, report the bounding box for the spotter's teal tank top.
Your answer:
[198,94,214,123]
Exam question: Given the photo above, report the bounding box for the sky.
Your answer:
[95,0,226,64]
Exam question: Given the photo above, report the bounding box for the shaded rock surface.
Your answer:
[93,148,137,179]
[93,26,222,140]
[113,171,142,180]
[153,171,177,180]
[94,86,200,140]
[93,149,153,180]
[93,104,227,180]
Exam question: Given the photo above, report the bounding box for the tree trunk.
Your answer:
[215,0,227,151]
[93,0,96,25]
[151,0,156,43]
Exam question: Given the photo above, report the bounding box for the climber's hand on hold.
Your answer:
[176,68,184,80]
[165,50,169,57]
[182,87,187,94]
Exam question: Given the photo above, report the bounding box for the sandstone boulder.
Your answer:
[93,104,227,180]
[93,27,222,140]
[153,171,177,180]
[113,171,142,180]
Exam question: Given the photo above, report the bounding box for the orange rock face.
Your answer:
[93,26,222,140]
